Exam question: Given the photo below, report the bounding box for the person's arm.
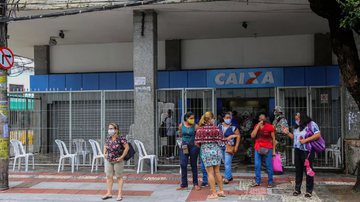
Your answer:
[251,123,261,138]
[301,132,321,144]
[282,126,294,140]
[271,131,276,156]
[234,129,241,153]
[195,124,199,130]
[178,123,182,137]
[117,143,129,161]
[104,145,108,158]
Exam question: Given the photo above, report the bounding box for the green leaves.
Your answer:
[337,0,360,33]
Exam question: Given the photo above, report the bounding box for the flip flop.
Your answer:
[217,191,226,197]
[116,196,123,201]
[101,195,112,200]
[207,193,219,200]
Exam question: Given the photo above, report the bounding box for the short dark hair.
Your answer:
[184,111,194,122]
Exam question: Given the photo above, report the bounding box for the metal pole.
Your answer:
[69,92,72,153]
[0,0,9,190]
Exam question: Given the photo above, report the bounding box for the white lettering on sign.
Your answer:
[214,71,274,85]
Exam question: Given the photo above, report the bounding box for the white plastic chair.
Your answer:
[88,139,105,172]
[325,138,341,167]
[73,138,91,165]
[55,139,79,173]
[10,139,34,172]
[134,140,158,174]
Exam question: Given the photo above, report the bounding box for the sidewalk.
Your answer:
[1,168,359,202]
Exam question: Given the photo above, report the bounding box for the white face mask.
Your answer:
[295,120,300,125]
[108,129,115,136]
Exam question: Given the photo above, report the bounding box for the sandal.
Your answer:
[250,182,260,187]
[101,195,112,200]
[267,184,275,188]
[223,178,229,184]
[305,192,312,198]
[207,193,219,199]
[116,196,123,201]
[217,191,226,197]
[176,186,188,191]
[194,185,201,191]
[293,191,301,196]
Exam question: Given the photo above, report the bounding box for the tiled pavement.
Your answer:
[0,169,359,202]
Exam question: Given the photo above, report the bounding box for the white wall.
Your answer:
[182,35,315,69]
[50,34,318,73]
[50,42,166,73]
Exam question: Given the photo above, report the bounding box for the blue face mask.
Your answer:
[224,119,231,125]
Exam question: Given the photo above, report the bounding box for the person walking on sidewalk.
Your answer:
[250,113,276,188]
[219,112,240,184]
[177,112,201,191]
[102,123,129,201]
[195,111,226,199]
[282,112,321,198]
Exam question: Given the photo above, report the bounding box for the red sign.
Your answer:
[0,47,14,70]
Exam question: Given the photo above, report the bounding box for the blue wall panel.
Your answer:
[305,67,326,86]
[117,72,134,89]
[284,67,305,86]
[99,73,116,90]
[188,71,207,87]
[82,73,99,90]
[326,66,340,86]
[30,75,49,91]
[49,75,66,90]
[169,71,188,88]
[157,72,170,88]
[65,74,82,90]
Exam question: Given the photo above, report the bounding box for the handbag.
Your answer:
[305,122,326,153]
[259,147,269,155]
[225,144,236,155]
[124,142,136,161]
[272,153,283,173]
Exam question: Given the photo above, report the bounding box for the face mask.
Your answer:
[187,119,194,125]
[108,129,115,136]
[211,119,216,125]
[224,119,231,125]
[295,120,300,125]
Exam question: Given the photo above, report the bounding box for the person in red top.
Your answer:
[250,113,276,188]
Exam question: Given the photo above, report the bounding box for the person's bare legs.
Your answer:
[105,176,113,196]
[205,166,218,199]
[117,177,124,199]
[214,165,225,196]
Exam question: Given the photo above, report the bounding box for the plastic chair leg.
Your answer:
[25,156,29,172]
[71,157,75,173]
[58,158,62,173]
[18,158,21,170]
[13,158,17,171]
[91,158,95,173]
[150,158,154,174]
[32,156,35,170]
[137,159,141,174]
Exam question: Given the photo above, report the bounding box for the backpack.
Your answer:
[159,118,167,137]
[304,122,325,153]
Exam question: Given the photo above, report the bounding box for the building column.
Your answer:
[34,45,50,153]
[133,10,157,156]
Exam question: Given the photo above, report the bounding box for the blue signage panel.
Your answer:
[207,68,284,88]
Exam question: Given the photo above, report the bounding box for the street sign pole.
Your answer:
[0,0,9,191]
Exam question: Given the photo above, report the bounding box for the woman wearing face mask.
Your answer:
[102,123,129,201]
[219,112,240,184]
[282,112,321,198]
[177,112,201,191]
[195,111,226,199]
[250,113,276,188]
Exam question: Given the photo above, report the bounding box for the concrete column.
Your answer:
[133,10,157,156]
[165,39,181,70]
[33,45,50,153]
[34,45,50,74]
[314,33,332,66]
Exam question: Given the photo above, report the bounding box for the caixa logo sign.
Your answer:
[207,68,284,88]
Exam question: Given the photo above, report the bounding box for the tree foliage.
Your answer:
[337,0,360,34]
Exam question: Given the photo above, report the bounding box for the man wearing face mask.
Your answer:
[219,112,241,184]
[272,106,289,170]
